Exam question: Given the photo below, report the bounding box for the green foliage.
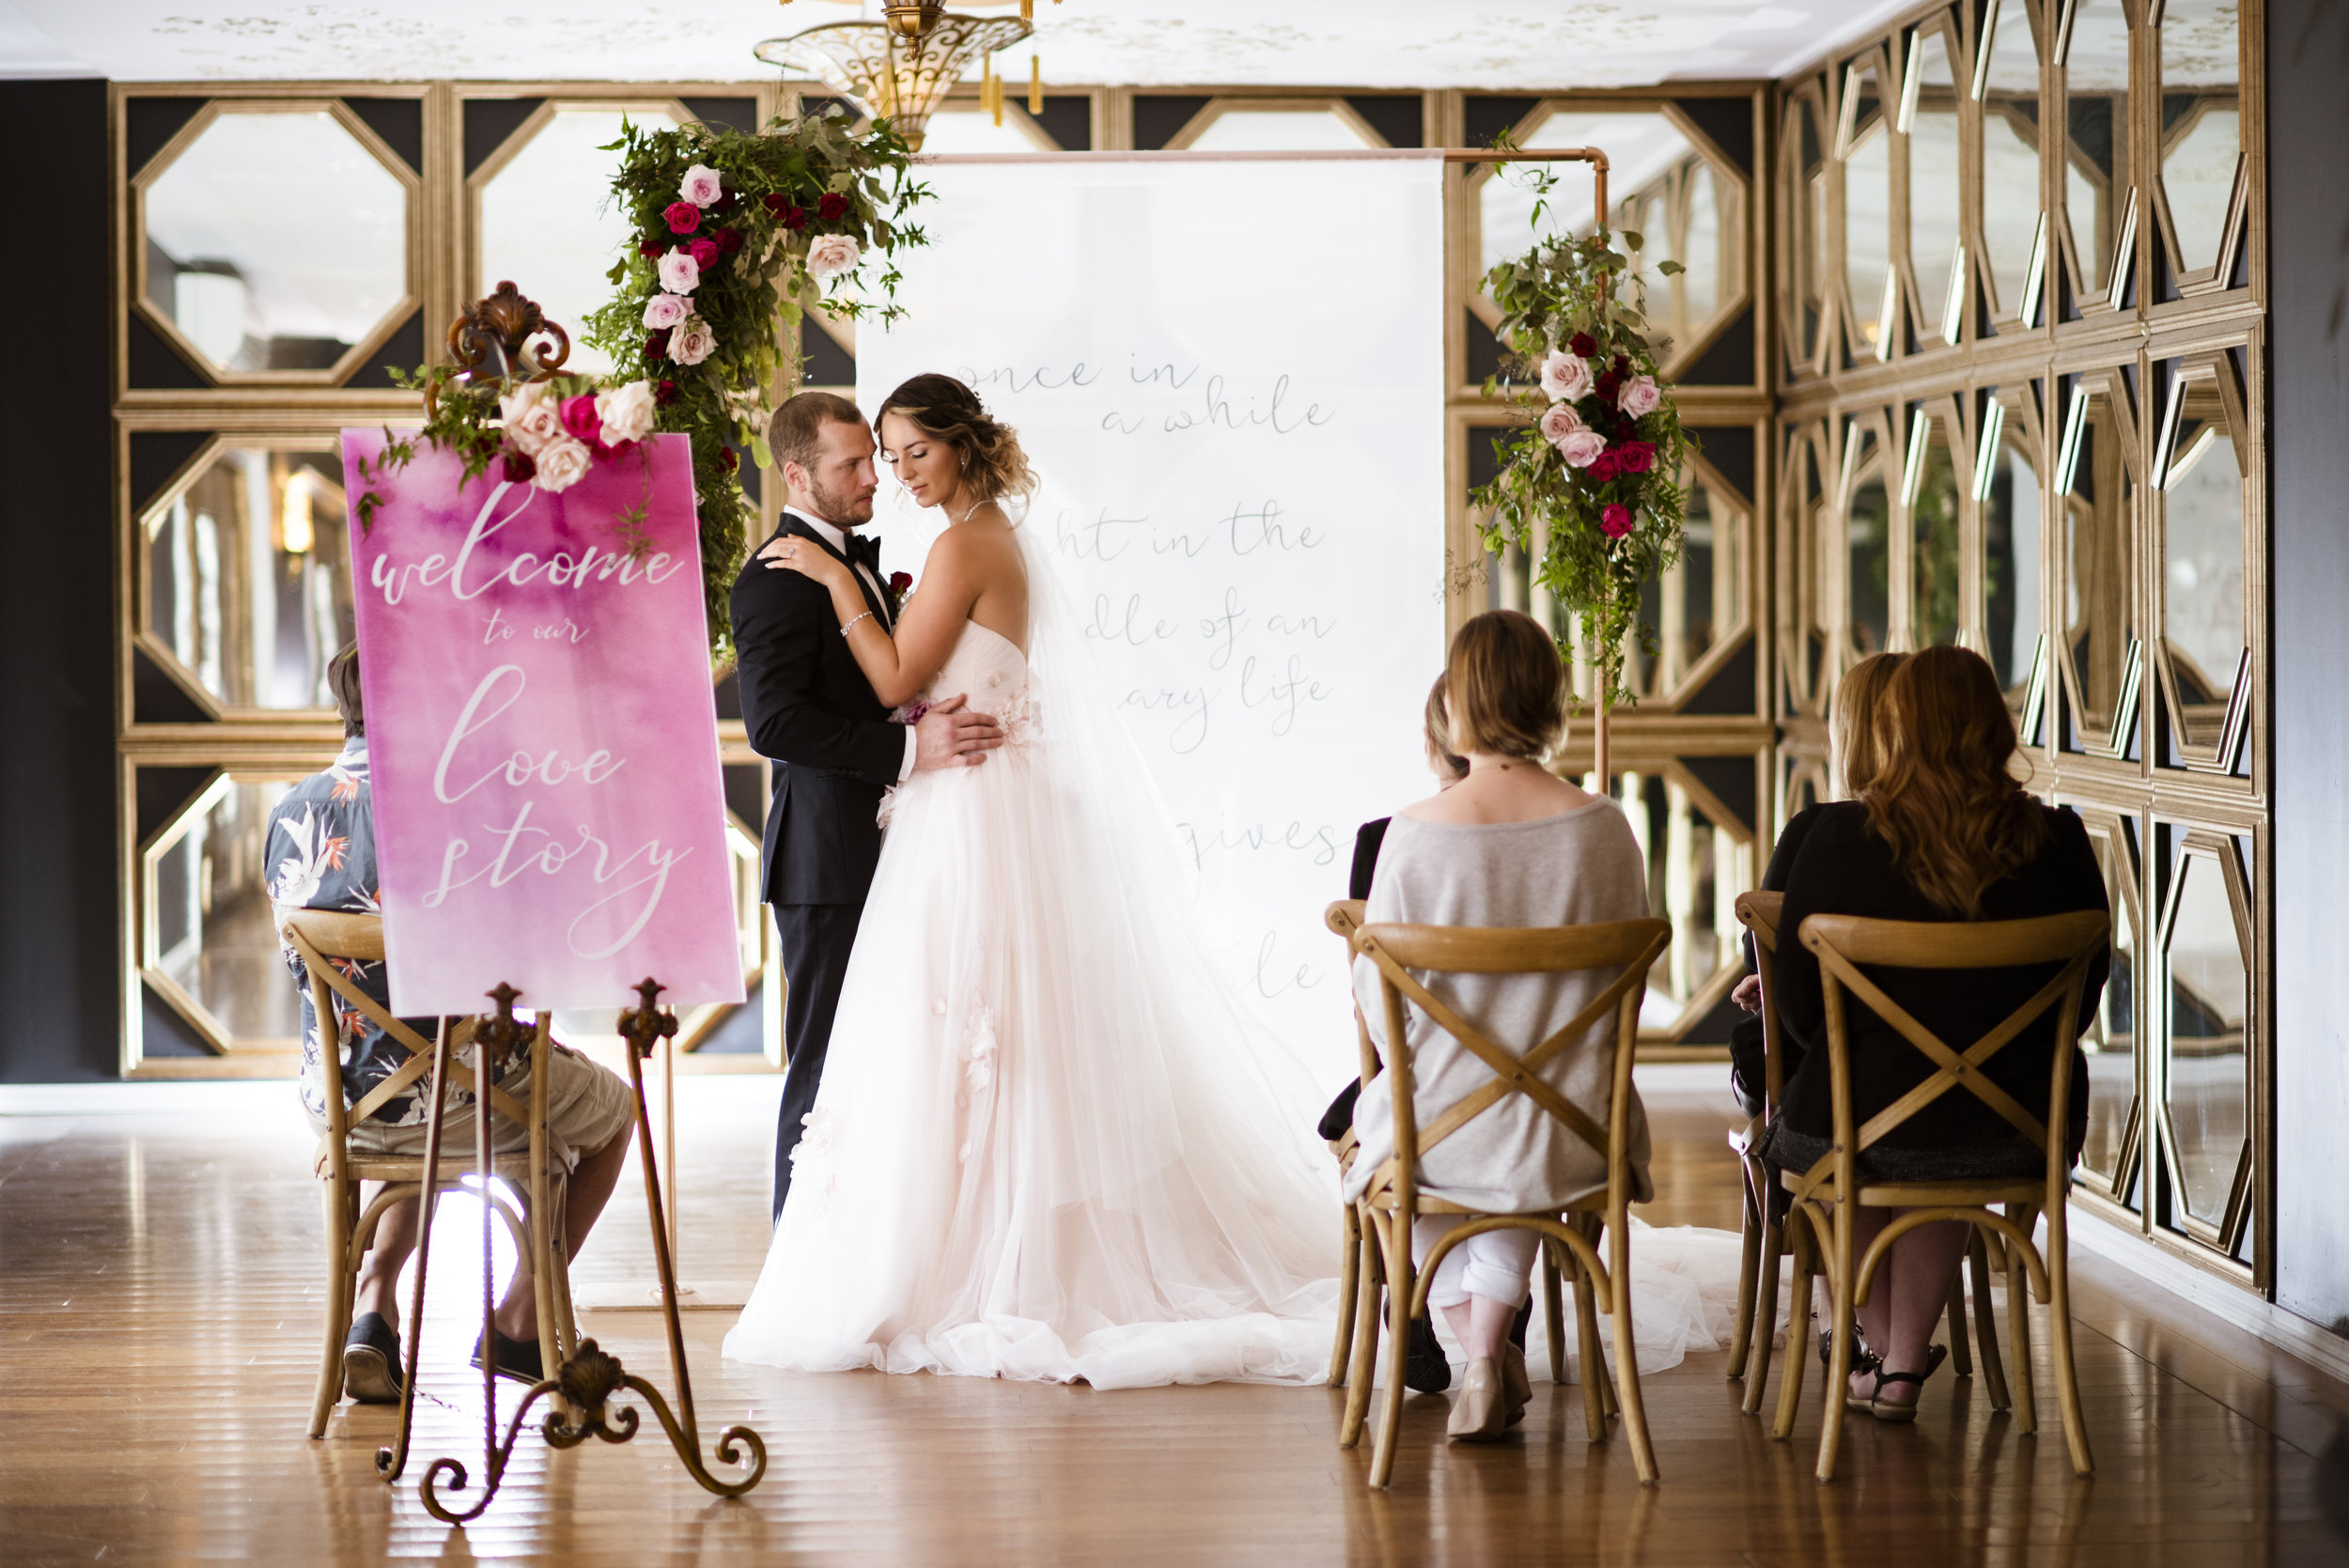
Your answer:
[1471,146,1695,710]
[581,107,927,659]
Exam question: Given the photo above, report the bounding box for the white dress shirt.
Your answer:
[784,505,917,783]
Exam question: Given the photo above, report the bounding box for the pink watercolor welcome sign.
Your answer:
[340,429,743,1017]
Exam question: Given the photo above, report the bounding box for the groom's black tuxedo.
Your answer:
[730,512,902,1219]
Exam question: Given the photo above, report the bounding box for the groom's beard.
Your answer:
[804,475,877,527]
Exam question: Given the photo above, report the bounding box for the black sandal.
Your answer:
[1823,1327,1886,1412]
[1866,1343,1949,1422]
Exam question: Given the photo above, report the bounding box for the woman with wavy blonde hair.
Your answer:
[1757,645,2108,1421]
[729,375,1344,1389]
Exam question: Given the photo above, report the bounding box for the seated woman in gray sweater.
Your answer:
[1344,610,1653,1442]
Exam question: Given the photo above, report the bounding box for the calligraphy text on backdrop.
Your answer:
[341,430,743,1017]
[861,158,1445,1067]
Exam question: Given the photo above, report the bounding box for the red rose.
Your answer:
[713,191,739,216]
[817,192,848,220]
[781,204,807,230]
[719,447,739,473]
[1569,332,1597,358]
[889,570,913,593]
[1589,450,1624,481]
[1612,353,1631,375]
[761,193,786,216]
[644,332,667,362]
[1594,370,1622,403]
[654,379,679,406]
[1617,441,1656,474]
[502,449,537,483]
[717,225,744,256]
[1601,504,1633,538]
[637,237,664,258]
[687,237,720,269]
[559,393,601,444]
[664,200,702,235]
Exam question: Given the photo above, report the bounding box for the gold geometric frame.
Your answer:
[2145,0,2249,294]
[2052,0,2140,316]
[2065,801,2145,1207]
[2149,350,2254,771]
[2155,827,2255,1258]
[1463,96,1753,384]
[2051,363,2142,759]
[1777,79,1836,380]
[1970,0,2052,330]
[130,99,425,389]
[1160,96,1392,152]
[1897,9,1972,349]
[1832,41,1900,365]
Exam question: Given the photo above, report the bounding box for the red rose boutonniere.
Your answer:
[887,569,913,618]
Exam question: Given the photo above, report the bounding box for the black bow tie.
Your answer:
[840,531,880,573]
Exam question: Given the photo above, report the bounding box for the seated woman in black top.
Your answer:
[1759,645,2108,1417]
[1728,650,1906,1116]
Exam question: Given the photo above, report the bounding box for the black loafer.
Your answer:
[1404,1312,1453,1393]
[342,1312,403,1404]
[470,1327,544,1384]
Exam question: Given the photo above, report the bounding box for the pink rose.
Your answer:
[669,318,716,366]
[642,292,690,330]
[558,393,601,447]
[679,163,723,208]
[657,249,700,294]
[1538,400,1586,445]
[596,381,657,447]
[534,437,592,494]
[805,233,861,281]
[1617,374,1661,418]
[663,200,701,235]
[1556,427,1607,468]
[1540,349,1594,403]
[497,380,565,458]
[687,237,720,270]
[1601,504,1633,539]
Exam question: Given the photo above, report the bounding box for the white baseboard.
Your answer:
[2069,1204,2349,1386]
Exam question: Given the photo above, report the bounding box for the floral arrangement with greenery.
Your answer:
[1472,162,1694,712]
[353,107,926,660]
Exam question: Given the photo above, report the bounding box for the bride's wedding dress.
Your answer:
[723,518,1764,1389]
[723,522,1342,1388]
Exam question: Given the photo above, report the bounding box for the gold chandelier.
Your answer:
[756,3,1052,152]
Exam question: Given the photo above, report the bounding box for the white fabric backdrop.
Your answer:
[858,155,1446,1072]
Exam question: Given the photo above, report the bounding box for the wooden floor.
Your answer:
[3,1071,2345,1566]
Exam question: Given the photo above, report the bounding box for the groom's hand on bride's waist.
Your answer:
[911,694,1004,771]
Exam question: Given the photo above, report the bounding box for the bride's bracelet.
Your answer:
[841,611,875,637]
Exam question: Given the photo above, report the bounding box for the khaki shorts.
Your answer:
[311,1043,636,1172]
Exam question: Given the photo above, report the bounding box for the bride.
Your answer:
[723,374,1342,1388]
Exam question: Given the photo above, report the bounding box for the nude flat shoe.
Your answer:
[1501,1341,1532,1427]
[1448,1357,1512,1442]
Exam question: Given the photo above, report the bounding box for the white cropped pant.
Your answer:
[1411,1217,1539,1310]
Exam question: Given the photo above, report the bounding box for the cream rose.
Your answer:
[499,381,565,458]
[596,381,657,447]
[1618,374,1661,418]
[1539,350,1594,402]
[642,292,690,330]
[669,318,716,366]
[534,436,593,493]
[679,163,723,208]
[1556,427,1608,469]
[1538,400,1587,445]
[806,233,862,281]
[657,249,701,294]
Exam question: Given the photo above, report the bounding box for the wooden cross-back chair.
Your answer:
[283,908,578,1439]
[1776,908,2108,1481]
[1726,893,2009,1419]
[1320,902,1596,1401]
[1336,909,1671,1489]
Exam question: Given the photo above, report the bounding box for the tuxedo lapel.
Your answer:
[783,517,893,629]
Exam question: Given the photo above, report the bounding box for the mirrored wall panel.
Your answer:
[1843,422,1891,660]
[1183,103,1381,150]
[2059,381,2137,744]
[1628,464,1749,700]
[1979,396,2044,706]
[2077,816,2141,1197]
[2061,0,2135,300]
[1841,61,1893,356]
[1906,409,1962,647]
[143,443,357,711]
[141,107,409,375]
[2157,367,2248,753]
[2162,839,2250,1247]
[2155,0,2242,277]
[1904,23,1965,343]
[1781,94,1830,368]
[1978,0,2046,322]
[143,774,304,1049]
[1608,768,1752,1033]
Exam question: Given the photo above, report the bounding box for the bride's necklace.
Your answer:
[957,497,984,525]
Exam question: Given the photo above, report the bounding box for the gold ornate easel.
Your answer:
[371,286,767,1519]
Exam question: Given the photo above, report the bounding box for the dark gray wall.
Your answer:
[0,80,118,1081]
[2268,1,2349,1330]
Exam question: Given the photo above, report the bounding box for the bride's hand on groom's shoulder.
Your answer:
[912,693,1005,772]
[760,535,851,590]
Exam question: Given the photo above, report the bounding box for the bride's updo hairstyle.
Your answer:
[1445,609,1567,763]
[875,373,1038,504]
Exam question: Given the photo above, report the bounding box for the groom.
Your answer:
[733,391,1005,1221]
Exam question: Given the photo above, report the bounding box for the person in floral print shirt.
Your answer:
[268,644,638,1405]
